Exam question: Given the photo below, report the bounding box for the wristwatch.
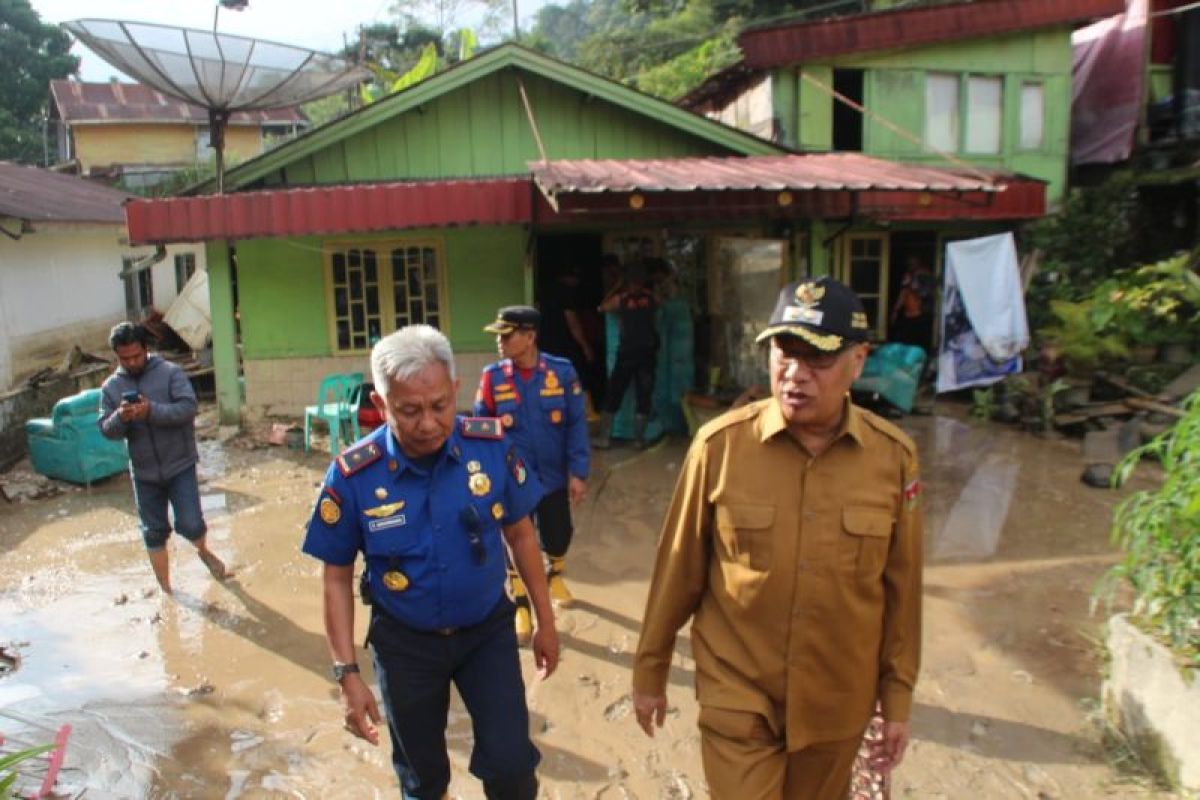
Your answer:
[331,662,360,683]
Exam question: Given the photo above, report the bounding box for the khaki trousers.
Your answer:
[699,706,862,800]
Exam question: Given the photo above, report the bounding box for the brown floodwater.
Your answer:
[0,406,1173,798]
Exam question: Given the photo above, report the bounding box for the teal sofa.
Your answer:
[26,388,129,485]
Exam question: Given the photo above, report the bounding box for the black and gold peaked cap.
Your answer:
[755,277,872,352]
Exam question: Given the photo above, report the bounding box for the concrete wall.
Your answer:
[0,222,206,392]
[1104,614,1200,792]
[243,350,494,419]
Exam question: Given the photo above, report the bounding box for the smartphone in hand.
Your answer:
[122,390,141,404]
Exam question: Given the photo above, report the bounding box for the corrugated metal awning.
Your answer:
[529,153,1045,221]
[125,154,1048,244]
[125,178,533,245]
[530,153,1007,196]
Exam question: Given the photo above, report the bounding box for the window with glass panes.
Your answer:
[325,241,445,352]
[841,233,888,337]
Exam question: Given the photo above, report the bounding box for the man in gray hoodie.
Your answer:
[99,322,226,593]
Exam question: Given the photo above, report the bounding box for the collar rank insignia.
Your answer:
[337,442,383,477]
[364,500,406,518]
[461,417,503,439]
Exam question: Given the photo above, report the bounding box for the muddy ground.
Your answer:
[0,404,1179,799]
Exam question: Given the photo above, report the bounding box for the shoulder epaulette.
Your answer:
[336,441,383,477]
[694,399,768,443]
[461,416,504,439]
[859,409,918,456]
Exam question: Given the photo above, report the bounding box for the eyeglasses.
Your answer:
[772,343,850,371]
[458,504,487,565]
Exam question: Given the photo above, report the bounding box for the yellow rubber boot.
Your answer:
[509,569,533,646]
[547,556,575,607]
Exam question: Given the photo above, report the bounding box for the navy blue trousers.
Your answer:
[368,600,540,799]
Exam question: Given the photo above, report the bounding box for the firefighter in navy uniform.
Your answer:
[302,325,559,800]
[475,305,590,643]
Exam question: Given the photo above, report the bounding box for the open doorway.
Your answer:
[886,231,938,352]
[534,233,607,406]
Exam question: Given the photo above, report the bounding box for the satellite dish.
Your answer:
[63,18,370,192]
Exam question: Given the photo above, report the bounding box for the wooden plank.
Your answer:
[1125,397,1186,419]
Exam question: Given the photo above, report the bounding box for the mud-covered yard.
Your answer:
[0,405,1179,798]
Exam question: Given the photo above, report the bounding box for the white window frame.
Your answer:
[1019,82,1045,150]
[924,73,960,153]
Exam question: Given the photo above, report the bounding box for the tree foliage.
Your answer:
[0,0,79,164]
[527,0,856,100]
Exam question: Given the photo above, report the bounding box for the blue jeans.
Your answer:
[368,600,539,800]
[132,465,206,550]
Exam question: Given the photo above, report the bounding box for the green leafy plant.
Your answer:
[1103,390,1200,668]
[0,743,54,798]
[1038,299,1130,375]
[1105,251,1200,348]
[970,387,996,420]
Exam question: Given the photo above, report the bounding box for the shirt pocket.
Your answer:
[715,503,776,572]
[841,506,893,580]
[541,393,566,424]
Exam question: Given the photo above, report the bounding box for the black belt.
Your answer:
[372,596,510,638]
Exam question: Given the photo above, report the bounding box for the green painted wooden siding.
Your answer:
[783,29,1072,203]
[235,226,527,359]
[263,70,723,187]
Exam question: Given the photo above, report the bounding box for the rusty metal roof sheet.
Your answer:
[740,0,1126,69]
[530,153,1010,196]
[50,79,307,126]
[0,162,133,223]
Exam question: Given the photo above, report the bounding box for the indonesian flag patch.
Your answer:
[903,479,922,510]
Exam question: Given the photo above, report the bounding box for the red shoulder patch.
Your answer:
[461,417,503,439]
[336,442,383,477]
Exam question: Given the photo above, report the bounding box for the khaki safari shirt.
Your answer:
[633,397,923,751]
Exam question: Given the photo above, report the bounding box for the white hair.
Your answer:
[371,325,456,396]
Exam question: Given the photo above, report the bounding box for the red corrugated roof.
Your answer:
[125,178,533,244]
[531,153,1007,194]
[0,161,133,223]
[741,0,1126,69]
[126,153,1046,244]
[50,80,306,126]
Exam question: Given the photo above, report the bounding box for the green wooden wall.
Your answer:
[779,29,1072,203]
[263,68,724,187]
[235,226,527,360]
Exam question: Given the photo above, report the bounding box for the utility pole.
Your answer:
[512,0,520,41]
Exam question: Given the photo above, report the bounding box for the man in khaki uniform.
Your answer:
[632,277,923,799]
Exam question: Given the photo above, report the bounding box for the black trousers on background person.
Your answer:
[604,348,657,415]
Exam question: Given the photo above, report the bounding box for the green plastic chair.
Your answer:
[304,372,364,454]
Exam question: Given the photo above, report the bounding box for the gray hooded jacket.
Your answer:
[99,355,199,484]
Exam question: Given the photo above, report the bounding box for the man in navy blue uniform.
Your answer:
[475,306,589,643]
[302,324,559,800]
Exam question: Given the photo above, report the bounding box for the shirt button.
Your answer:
[434,524,442,532]
[440,563,448,572]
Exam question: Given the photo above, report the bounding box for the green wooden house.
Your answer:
[126,44,1045,425]
[683,0,1122,337]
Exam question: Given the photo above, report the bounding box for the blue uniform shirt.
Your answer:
[301,418,543,631]
[473,353,589,493]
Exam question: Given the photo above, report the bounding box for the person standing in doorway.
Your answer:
[890,256,936,353]
[632,277,923,799]
[99,322,226,593]
[593,261,660,449]
[475,306,589,642]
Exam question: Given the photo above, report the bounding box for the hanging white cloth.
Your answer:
[936,232,1028,393]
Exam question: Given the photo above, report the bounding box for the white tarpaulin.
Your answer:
[936,233,1028,393]
[163,268,211,352]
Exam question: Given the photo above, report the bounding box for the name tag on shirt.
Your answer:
[368,515,407,532]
